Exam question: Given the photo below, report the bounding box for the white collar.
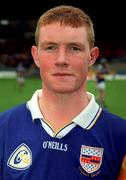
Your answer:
[72,92,101,129]
[27,89,43,120]
[27,89,101,131]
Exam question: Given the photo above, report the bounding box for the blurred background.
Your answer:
[0,0,126,118]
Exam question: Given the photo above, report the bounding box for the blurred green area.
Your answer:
[0,78,126,119]
[0,78,41,112]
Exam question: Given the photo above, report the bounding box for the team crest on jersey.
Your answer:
[7,143,32,170]
[80,145,103,174]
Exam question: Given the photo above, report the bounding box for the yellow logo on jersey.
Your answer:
[7,143,32,170]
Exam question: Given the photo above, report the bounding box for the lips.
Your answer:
[53,73,73,76]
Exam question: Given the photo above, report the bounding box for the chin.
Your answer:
[51,86,78,94]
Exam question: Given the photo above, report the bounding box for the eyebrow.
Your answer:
[40,41,85,46]
[38,42,57,49]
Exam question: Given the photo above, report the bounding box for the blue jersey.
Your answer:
[0,103,126,179]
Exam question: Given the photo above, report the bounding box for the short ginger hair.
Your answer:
[35,5,95,49]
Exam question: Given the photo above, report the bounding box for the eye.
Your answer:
[45,45,57,52]
[69,46,81,52]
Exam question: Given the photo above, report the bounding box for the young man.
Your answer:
[0,5,126,179]
[95,58,110,107]
[16,62,26,93]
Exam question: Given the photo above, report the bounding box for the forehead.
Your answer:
[39,22,88,43]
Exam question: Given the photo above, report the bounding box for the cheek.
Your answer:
[39,55,53,74]
[73,58,88,74]
[40,62,50,75]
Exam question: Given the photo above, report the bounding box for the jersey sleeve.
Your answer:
[0,115,4,179]
[118,155,126,179]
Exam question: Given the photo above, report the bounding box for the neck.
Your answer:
[38,88,89,132]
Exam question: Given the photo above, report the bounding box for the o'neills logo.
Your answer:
[80,145,103,174]
[43,141,68,151]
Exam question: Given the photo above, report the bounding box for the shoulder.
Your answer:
[101,109,126,123]
[0,104,30,128]
[99,109,126,133]
[96,109,126,156]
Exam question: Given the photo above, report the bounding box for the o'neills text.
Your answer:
[43,141,68,151]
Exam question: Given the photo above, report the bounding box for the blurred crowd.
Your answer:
[0,50,32,69]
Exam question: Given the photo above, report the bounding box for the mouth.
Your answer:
[53,73,73,76]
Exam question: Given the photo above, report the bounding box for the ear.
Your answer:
[31,45,40,68]
[88,47,99,67]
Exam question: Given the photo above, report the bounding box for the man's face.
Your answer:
[32,22,98,94]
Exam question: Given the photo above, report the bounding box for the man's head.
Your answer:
[31,5,99,94]
[35,5,95,49]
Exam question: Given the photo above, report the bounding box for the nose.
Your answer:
[55,49,69,67]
